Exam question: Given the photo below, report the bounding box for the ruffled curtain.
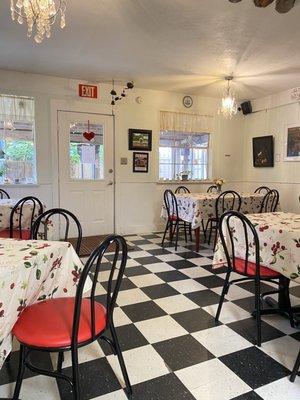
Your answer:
[0,95,34,122]
[160,111,213,133]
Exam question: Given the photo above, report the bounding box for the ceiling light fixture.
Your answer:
[10,0,66,44]
[218,76,238,119]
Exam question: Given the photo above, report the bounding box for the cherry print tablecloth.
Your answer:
[213,212,300,283]
[161,192,271,229]
[0,198,44,231]
[0,238,84,368]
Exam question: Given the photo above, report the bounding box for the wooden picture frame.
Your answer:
[128,129,152,151]
[284,125,300,162]
[133,152,149,173]
[252,135,274,167]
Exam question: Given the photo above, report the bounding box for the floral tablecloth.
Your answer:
[213,212,300,283]
[0,198,44,231]
[0,238,84,367]
[161,192,271,230]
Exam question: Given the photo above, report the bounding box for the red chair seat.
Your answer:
[234,258,280,278]
[169,215,178,221]
[0,229,31,239]
[12,298,107,348]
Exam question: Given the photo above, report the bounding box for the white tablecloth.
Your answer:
[0,238,85,367]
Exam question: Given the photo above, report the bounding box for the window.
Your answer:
[159,130,210,180]
[0,95,36,184]
[69,122,104,180]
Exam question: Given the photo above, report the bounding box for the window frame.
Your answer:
[158,130,211,181]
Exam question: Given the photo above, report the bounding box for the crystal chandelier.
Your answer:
[10,0,66,44]
[218,76,238,119]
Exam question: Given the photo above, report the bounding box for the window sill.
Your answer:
[156,180,213,185]
[0,184,39,188]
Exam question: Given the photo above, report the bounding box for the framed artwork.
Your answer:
[252,135,274,167]
[128,129,152,151]
[133,152,149,173]
[284,125,300,161]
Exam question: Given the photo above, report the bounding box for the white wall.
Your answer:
[239,89,300,214]
[0,69,244,234]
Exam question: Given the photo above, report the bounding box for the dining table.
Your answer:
[0,198,44,231]
[213,211,300,322]
[0,238,85,368]
[161,191,272,252]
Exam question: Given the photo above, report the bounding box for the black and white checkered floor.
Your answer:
[1,233,300,400]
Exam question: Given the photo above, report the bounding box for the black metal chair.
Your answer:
[175,186,190,194]
[0,196,44,239]
[290,349,300,382]
[254,186,271,194]
[162,189,192,251]
[12,235,132,400]
[207,190,242,249]
[207,185,218,193]
[259,189,279,213]
[31,208,82,255]
[0,189,10,199]
[215,211,294,347]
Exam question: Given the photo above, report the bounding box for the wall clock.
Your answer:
[183,95,193,108]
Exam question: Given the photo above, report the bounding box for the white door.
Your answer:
[57,111,114,237]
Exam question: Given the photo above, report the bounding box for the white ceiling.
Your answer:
[0,0,300,100]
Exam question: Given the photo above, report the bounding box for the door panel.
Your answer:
[58,111,114,237]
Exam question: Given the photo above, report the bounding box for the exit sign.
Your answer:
[79,84,98,99]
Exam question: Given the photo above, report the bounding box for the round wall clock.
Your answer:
[183,95,193,108]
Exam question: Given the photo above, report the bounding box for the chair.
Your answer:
[290,349,300,382]
[162,189,192,251]
[259,189,279,213]
[31,208,82,255]
[12,235,132,400]
[207,190,242,249]
[207,185,218,193]
[254,186,271,194]
[215,211,294,347]
[175,186,190,194]
[0,196,43,240]
[0,189,10,199]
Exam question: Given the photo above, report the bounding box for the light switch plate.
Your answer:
[120,157,128,165]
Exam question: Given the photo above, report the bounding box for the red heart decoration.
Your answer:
[83,131,95,141]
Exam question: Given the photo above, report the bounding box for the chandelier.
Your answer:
[10,0,66,44]
[218,76,238,119]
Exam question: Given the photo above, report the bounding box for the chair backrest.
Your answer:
[215,190,241,219]
[207,185,218,193]
[254,186,271,194]
[0,189,10,199]
[175,186,190,194]
[9,196,44,239]
[218,211,260,276]
[260,189,279,213]
[72,235,127,345]
[163,189,179,220]
[31,208,82,254]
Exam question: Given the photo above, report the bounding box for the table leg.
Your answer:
[194,227,200,252]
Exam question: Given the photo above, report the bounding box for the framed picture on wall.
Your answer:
[128,129,152,151]
[133,152,149,173]
[252,135,274,167]
[284,125,300,161]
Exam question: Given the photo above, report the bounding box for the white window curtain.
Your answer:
[0,95,34,122]
[160,111,213,134]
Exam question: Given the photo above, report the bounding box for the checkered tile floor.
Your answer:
[1,233,300,399]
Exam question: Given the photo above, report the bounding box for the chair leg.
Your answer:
[13,345,26,400]
[71,347,80,400]
[189,223,192,242]
[201,220,206,242]
[110,323,132,396]
[254,277,262,347]
[183,222,188,243]
[208,221,213,245]
[283,281,295,328]
[290,349,300,382]
[57,351,64,373]
[161,220,169,246]
[215,270,231,323]
[175,222,179,251]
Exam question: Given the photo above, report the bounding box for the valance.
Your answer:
[160,111,213,134]
[0,95,34,122]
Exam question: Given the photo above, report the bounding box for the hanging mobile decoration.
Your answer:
[110,80,134,106]
[83,120,95,141]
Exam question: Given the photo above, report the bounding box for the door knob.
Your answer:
[107,181,114,186]
[108,168,114,173]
